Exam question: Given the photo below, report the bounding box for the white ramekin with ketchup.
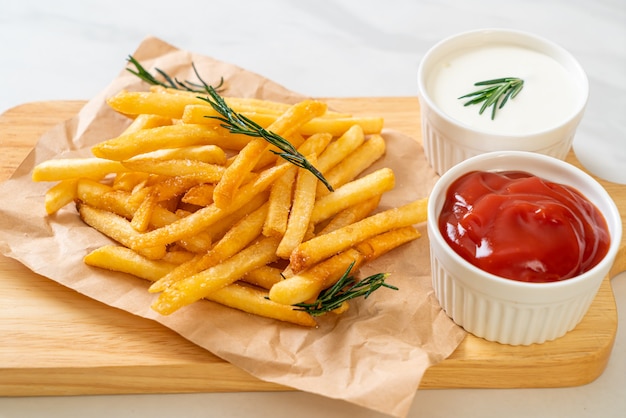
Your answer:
[427,151,621,345]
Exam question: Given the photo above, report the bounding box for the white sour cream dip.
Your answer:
[426,45,580,135]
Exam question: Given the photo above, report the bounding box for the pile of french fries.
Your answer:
[32,85,427,327]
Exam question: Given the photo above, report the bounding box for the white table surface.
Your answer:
[1,1,625,417]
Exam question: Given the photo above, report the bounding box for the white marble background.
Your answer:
[1,1,625,417]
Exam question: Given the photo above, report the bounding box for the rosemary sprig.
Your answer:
[198,88,334,192]
[293,262,398,316]
[458,77,524,120]
[125,55,333,192]
[126,55,224,93]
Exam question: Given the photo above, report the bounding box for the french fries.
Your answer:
[32,80,428,327]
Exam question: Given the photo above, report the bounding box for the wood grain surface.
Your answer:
[1,99,624,396]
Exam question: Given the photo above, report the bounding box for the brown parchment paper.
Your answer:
[0,36,466,418]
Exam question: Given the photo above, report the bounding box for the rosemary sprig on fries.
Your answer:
[126,56,333,191]
[293,262,397,316]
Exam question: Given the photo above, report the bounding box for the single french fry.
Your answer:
[121,158,225,181]
[315,124,365,174]
[290,198,428,272]
[316,134,386,197]
[272,226,420,305]
[149,202,269,293]
[129,163,290,249]
[152,236,281,315]
[154,86,291,115]
[206,283,316,327]
[212,100,327,209]
[276,154,318,258]
[91,124,233,161]
[84,245,176,281]
[316,195,381,236]
[310,167,395,225]
[241,265,284,290]
[121,113,172,135]
[352,225,421,262]
[107,90,208,119]
[262,166,296,238]
[77,202,166,260]
[156,86,349,119]
[32,158,127,182]
[44,179,78,214]
[129,145,228,165]
[299,116,384,136]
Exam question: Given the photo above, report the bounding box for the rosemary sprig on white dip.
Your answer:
[458,77,524,120]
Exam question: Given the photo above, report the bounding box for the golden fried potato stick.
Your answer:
[270,226,420,305]
[316,195,381,236]
[207,283,317,327]
[310,167,395,225]
[299,116,383,137]
[290,197,428,273]
[121,158,225,181]
[120,113,172,135]
[130,145,227,165]
[77,202,166,260]
[152,236,281,315]
[149,202,269,293]
[44,179,78,215]
[84,245,177,281]
[92,124,244,161]
[129,163,290,249]
[155,85,350,119]
[212,100,327,209]
[107,90,209,119]
[241,265,284,290]
[276,154,319,258]
[153,86,290,115]
[262,166,296,238]
[315,124,365,174]
[32,158,127,182]
[316,133,386,197]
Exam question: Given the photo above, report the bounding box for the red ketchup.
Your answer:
[439,171,610,283]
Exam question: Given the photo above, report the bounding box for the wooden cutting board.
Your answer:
[1,99,624,396]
